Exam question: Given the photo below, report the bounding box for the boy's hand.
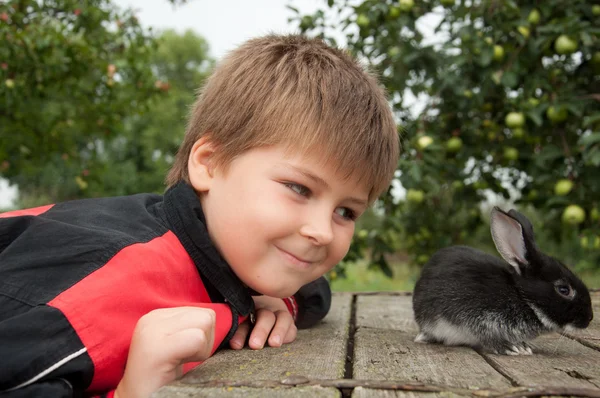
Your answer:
[229,296,297,350]
[115,307,216,398]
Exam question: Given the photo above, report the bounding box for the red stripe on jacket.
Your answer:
[0,204,54,218]
[48,231,234,393]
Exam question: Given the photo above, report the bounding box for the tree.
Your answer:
[123,29,213,195]
[0,1,212,206]
[291,0,600,273]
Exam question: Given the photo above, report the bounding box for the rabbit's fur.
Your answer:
[412,207,593,355]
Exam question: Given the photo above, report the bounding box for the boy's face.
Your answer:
[191,143,369,298]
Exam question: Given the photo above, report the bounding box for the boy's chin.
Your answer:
[249,283,299,299]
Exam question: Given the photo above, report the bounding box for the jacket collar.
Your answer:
[162,182,255,317]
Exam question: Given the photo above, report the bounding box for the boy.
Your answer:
[0,34,399,397]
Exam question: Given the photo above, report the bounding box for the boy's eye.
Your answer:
[285,183,310,197]
[335,207,357,221]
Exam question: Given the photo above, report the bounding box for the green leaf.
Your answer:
[501,71,518,88]
[583,114,600,128]
[584,147,600,167]
[409,163,423,184]
[478,46,493,67]
[578,133,600,147]
[527,109,544,127]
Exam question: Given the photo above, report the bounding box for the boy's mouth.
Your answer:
[276,246,315,270]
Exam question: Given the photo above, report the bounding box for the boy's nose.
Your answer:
[299,212,334,246]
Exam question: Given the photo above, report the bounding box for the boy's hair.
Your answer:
[166,34,399,202]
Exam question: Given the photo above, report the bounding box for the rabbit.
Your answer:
[412,206,593,355]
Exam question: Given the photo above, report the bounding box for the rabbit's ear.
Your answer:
[507,209,536,243]
[490,207,528,274]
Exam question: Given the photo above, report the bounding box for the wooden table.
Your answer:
[155,291,600,397]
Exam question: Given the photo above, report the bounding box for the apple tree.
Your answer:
[0,0,211,207]
[0,0,161,204]
[291,0,600,274]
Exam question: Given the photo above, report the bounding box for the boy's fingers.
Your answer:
[229,321,250,350]
[267,310,294,347]
[141,307,216,335]
[248,309,276,349]
[168,328,213,363]
[283,323,297,344]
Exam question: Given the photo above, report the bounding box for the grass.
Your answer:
[331,259,419,292]
[331,259,600,292]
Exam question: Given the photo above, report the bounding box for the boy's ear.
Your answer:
[188,137,216,192]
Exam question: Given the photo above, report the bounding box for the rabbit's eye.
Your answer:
[555,284,573,298]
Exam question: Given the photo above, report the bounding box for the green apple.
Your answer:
[399,0,414,12]
[527,97,540,107]
[417,135,433,150]
[388,46,401,58]
[518,26,530,39]
[527,189,538,200]
[484,37,493,45]
[505,112,525,128]
[593,5,600,16]
[74,176,88,190]
[493,45,505,61]
[503,147,519,161]
[554,179,574,196]
[416,254,430,264]
[463,89,473,98]
[388,6,401,18]
[546,106,568,123]
[512,128,525,139]
[446,137,463,152]
[406,189,425,204]
[591,52,600,66]
[562,204,585,225]
[452,180,464,190]
[580,235,600,249]
[591,207,599,221]
[440,0,454,6]
[528,9,541,24]
[356,14,370,28]
[357,229,369,239]
[5,79,14,88]
[554,35,578,55]
[473,181,488,190]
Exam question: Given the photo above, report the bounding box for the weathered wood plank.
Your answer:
[353,296,511,389]
[481,333,600,389]
[356,295,417,333]
[352,387,461,398]
[152,386,340,397]
[353,329,511,389]
[155,293,352,397]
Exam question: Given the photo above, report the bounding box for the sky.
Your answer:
[113,0,334,60]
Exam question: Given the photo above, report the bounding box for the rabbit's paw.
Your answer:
[414,332,439,344]
[489,341,533,355]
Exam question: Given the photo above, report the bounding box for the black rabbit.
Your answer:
[412,206,593,355]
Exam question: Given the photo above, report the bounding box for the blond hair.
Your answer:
[166,34,399,202]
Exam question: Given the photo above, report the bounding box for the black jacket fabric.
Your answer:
[0,182,331,397]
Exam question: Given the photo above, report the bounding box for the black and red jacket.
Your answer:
[0,182,331,397]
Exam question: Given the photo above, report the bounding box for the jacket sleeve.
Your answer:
[0,380,80,398]
[292,276,332,329]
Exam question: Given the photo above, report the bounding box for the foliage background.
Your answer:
[1,0,599,290]
[290,0,600,289]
